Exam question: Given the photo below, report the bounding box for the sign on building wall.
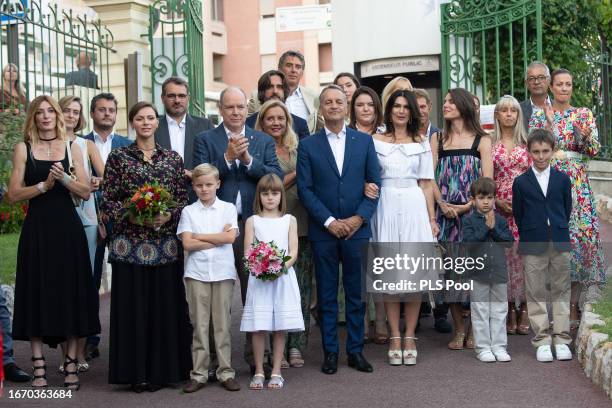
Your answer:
[276,4,331,32]
[360,55,440,78]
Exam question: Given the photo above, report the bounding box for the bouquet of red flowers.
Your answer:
[243,238,292,281]
[123,183,176,228]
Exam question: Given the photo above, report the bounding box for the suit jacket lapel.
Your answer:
[526,167,546,198]
[341,129,354,178]
[157,116,171,150]
[317,130,340,178]
[301,86,314,115]
[184,114,195,169]
[546,168,556,198]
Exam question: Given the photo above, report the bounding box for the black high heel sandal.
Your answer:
[31,356,48,388]
[63,355,81,391]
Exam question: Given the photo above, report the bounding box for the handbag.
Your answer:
[65,140,82,207]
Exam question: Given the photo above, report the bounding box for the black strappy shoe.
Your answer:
[63,355,81,391]
[31,356,48,388]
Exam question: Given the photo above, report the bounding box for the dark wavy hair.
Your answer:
[383,89,421,142]
[257,70,290,104]
[442,88,487,144]
[349,86,382,133]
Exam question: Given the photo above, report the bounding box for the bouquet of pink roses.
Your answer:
[243,238,291,281]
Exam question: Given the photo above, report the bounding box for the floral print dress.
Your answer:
[529,107,606,286]
[493,143,531,303]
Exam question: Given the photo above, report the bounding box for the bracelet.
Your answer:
[36,182,47,194]
[61,173,72,186]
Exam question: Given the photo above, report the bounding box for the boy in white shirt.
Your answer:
[177,163,241,392]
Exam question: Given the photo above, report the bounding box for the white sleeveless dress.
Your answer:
[240,214,305,332]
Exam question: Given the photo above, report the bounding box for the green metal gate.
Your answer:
[586,52,612,159]
[148,0,205,117]
[440,0,542,104]
[0,0,114,110]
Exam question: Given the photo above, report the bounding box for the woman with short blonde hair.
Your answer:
[381,76,413,113]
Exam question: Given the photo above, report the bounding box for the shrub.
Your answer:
[0,111,25,234]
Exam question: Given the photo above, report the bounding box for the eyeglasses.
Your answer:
[165,93,188,100]
[527,75,548,83]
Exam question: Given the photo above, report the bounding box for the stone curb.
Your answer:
[576,303,612,399]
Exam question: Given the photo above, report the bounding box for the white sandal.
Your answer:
[388,336,403,365]
[249,373,265,390]
[268,374,284,389]
[403,336,418,365]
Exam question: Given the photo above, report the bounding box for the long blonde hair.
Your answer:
[491,95,527,146]
[255,100,298,153]
[381,76,413,112]
[2,63,25,97]
[23,95,66,143]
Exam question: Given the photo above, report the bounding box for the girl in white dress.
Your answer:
[240,174,304,390]
[370,89,439,366]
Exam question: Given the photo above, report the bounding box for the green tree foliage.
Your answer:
[472,0,603,106]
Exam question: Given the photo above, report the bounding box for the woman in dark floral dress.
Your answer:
[102,102,191,392]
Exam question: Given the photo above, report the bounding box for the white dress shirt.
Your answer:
[223,125,252,216]
[93,130,115,164]
[177,198,239,282]
[533,165,551,225]
[167,114,186,160]
[286,86,310,121]
[323,125,347,228]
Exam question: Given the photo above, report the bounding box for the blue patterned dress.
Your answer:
[436,135,483,242]
[436,135,483,301]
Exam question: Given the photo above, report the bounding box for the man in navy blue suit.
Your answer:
[83,93,132,360]
[297,85,380,374]
[245,70,310,140]
[512,128,573,363]
[193,86,282,382]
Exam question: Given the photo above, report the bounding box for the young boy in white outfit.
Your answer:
[177,163,241,392]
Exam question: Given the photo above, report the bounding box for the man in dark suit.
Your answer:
[65,52,99,89]
[520,61,551,132]
[297,85,380,375]
[155,76,211,172]
[83,92,132,360]
[512,128,573,363]
[245,70,309,140]
[155,77,211,202]
[193,86,283,380]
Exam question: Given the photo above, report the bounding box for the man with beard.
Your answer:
[155,77,212,181]
[83,93,131,361]
[245,70,309,140]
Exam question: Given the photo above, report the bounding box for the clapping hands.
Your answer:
[225,133,251,165]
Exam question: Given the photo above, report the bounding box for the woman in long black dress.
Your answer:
[102,101,191,392]
[8,95,99,390]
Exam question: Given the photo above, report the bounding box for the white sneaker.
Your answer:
[554,344,572,361]
[492,349,511,362]
[476,351,496,363]
[536,345,553,362]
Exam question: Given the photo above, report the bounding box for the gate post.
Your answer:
[83,0,153,136]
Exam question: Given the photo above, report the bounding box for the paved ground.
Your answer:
[5,223,612,407]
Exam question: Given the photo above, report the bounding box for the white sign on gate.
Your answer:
[275,4,332,33]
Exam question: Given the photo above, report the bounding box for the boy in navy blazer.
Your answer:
[512,129,573,363]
